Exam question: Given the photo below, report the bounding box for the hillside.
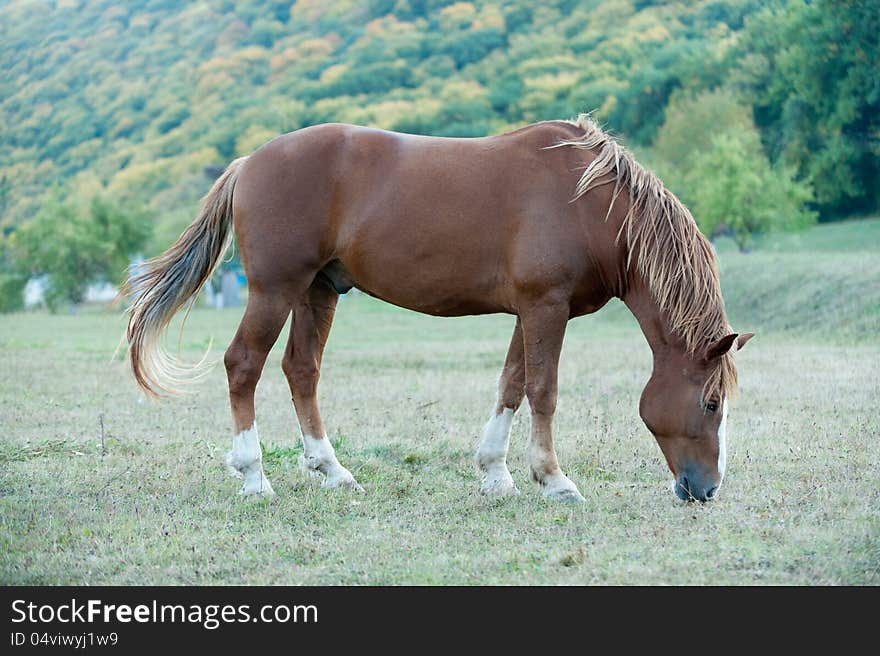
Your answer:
[719,217,880,341]
[2,0,877,248]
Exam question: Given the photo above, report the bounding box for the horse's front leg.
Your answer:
[520,301,585,504]
[476,318,525,497]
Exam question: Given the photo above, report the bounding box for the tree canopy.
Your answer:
[1,0,876,258]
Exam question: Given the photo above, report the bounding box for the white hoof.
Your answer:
[323,470,364,493]
[299,454,363,493]
[480,466,519,497]
[238,471,275,498]
[544,487,585,504]
[226,450,274,497]
[540,473,585,504]
[226,424,274,496]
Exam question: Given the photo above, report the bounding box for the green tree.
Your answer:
[10,196,152,311]
[734,0,880,216]
[648,89,815,250]
[688,130,816,251]
[0,232,27,312]
[647,88,754,195]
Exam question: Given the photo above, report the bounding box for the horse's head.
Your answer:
[639,332,754,501]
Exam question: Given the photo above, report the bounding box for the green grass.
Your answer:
[1,219,878,585]
[719,217,880,340]
[716,216,880,254]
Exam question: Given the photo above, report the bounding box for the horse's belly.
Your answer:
[332,247,511,317]
[363,289,507,317]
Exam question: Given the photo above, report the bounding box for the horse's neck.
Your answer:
[622,276,681,360]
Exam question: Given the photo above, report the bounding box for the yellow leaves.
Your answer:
[299,36,338,58]
[310,97,357,123]
[290,0,357,23]
[441,2,477,24]
[635,23,672,44]
[289,0,327,23]
[525,71,578,95]
[198,47,266,93]
[366,16,395,36]
[234,46,268,63]
[347,99,442,131]
[475,4,504,30]
[68,170,107,200]
[519,71,577,121]
[518,54,579,78]
[270,37,338,79]
[197,70,233,94]
[235,126,279,157]
[598,95,618,118]
[16,101,53,134]
[107,148,220,201]
[270,48,299,73]
[215,19,248,51]
[440,80,488,103]
[320,63,349,85]
[199,56,232,73]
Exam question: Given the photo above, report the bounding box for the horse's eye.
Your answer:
[705,401,718,413]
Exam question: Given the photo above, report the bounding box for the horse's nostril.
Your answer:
[706,485,718,500]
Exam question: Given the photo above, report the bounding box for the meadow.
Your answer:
[1,219,878,585]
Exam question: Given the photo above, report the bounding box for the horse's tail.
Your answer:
[123,156,248,398]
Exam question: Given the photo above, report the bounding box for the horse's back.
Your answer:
[232,121,599,315]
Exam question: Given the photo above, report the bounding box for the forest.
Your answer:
[1,0,877,309]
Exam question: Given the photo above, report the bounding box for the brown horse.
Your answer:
[124,114,753,503]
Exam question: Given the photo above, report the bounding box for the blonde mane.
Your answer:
[554,114,737,399]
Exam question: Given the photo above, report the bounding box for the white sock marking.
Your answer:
[300,434,361,490]
[226,423,274,497]
[477,408,517,496]
[478,408,514,464]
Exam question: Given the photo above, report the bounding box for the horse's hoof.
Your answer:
[238,475,275,498]
[480,472,519,497]
[322,474,364,493]
[299,454,363,492]
[544,487,585,504]
[540,474,585,504]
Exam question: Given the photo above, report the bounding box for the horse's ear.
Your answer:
[705,333,738,361]
[735,332,755,352]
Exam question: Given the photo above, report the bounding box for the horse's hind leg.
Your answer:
[476,318,525,497]
[224,290,290,497]
[282,277,362,491]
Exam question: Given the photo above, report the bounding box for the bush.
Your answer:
[10,196,152,312]
[650,89,816,250]
[688,130,816,251]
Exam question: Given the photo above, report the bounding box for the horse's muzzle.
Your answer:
[673,474,718,502]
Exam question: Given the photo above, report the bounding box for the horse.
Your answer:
[123,114,753,503]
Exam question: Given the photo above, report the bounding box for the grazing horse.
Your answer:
[124,114,753,503]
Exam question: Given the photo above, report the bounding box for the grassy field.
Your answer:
[1,219,878,585]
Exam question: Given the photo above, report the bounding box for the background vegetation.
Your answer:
[1,1,877,309]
